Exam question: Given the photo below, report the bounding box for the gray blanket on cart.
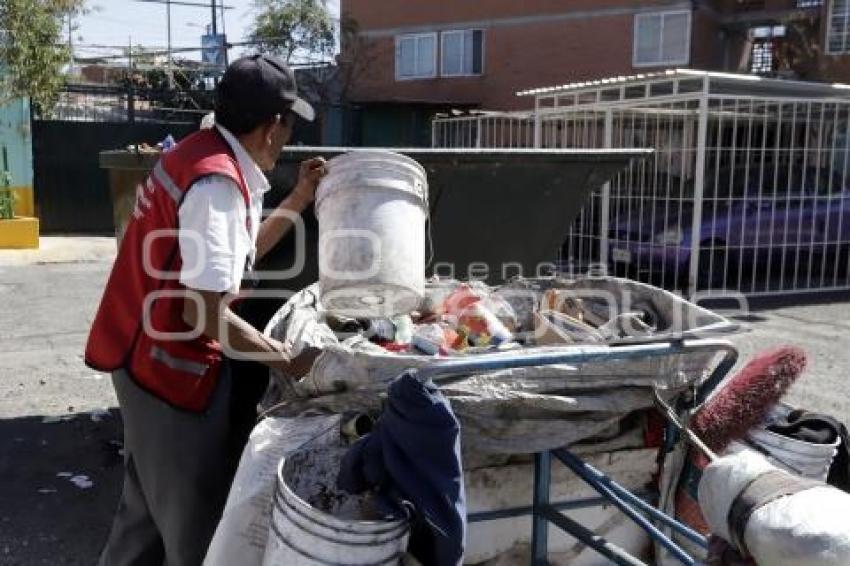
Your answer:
[261,277,731,458]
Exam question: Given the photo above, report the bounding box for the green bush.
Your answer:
[0,171,15,220]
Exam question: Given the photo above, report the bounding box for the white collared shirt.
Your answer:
[178,125,270,294]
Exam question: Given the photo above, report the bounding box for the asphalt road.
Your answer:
[0,260,119,565]
[1,252,849,565]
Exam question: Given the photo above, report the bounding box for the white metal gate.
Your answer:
[432,113,536,148]
[432,70,850,297]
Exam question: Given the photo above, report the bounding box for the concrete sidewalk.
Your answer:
[0,236,116,267]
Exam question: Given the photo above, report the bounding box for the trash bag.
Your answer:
[698,450,850,566]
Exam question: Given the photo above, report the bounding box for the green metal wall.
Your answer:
[359,105,435,147]
[33,120,196,233]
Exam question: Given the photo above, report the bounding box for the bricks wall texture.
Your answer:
[341,0,850,110]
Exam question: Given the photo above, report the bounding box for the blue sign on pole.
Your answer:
[201,33,226,68]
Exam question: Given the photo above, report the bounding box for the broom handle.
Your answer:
[654,391,718,462]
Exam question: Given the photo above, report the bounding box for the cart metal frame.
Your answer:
[415,337,738,565]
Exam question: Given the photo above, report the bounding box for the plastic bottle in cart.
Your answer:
[364,319,395,342]
[391,315,414,344]
[458,303,513,347]
[442,285,483,315]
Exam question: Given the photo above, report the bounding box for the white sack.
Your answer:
[698,450,850,566]
[204,414,341,566]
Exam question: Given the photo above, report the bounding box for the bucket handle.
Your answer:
[426,210,435,270]
[414,177,435,270]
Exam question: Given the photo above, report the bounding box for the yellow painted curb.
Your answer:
[0,216,39,249]
[9,186,35,218]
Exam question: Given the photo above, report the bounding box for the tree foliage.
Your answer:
[249,0,336,64]
[0,0,84,112]
[775,16,822,79]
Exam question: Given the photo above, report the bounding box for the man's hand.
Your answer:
[288,157,327,208]
[257,156,327,260]
[269,345,323,379]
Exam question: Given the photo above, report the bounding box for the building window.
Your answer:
[441,30,484,76]
[633,10,691,67]
[395,33,437,80]
[828,0,850,53]
[750,25,785,74]
[751,41,774,73]
[797,0,823,7]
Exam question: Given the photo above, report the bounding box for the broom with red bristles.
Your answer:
[689,345,808,455]
[654,346,809,543]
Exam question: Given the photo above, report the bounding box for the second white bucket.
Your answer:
[262,447,409,566]
[315,150,429,318]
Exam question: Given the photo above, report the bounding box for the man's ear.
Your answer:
[264,115,282,145]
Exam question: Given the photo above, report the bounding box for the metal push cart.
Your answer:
[412,336,739,565]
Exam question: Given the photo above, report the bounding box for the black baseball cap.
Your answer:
[217,54,315,122]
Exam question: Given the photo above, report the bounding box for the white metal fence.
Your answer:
[432,114,536,148]
[432,71,850,297]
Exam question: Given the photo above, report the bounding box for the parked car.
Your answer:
[608,165,850,288]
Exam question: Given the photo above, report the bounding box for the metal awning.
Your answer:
[517,68,850,104]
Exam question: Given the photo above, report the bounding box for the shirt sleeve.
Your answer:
[178,175,250,294]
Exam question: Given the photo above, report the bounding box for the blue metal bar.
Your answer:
[694,342,739,406]
[467,489,655,523]
[531,452,551,566]
[414,339,738,387]
[551,450,696,565]
[552,448,708,549]
[412,338,737,564]
[540,504,648,566]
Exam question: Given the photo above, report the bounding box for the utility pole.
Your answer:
[127,36,135,123]
[220,0,228,66]
[166,0,172,69]
[210,0,222,70]
[67,12,74,75]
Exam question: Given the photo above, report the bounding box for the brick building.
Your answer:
[341,0,850,112]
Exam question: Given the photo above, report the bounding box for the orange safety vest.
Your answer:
[85,128,251,411]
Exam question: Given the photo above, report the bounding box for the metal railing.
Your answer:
[432,77,850,298]
[432,114,535,148]
[41,84,210,124]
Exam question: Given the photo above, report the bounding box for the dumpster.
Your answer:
[100,146,650,329]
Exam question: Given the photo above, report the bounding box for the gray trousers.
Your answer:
[99,364,248,566]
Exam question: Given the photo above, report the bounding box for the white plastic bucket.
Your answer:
[315,150,428,318]
[746,428,839,481]
[262,447,409,566]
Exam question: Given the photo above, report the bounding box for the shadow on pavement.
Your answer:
[0,409,123,566]
[746,289,850,312]
[697,289,850,315]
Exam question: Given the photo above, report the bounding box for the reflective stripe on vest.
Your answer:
[153,161,182,203]
[149,345,208,376]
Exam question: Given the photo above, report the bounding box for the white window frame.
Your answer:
[632,10,692,68]
[440,29,485,77]
[827,0,850,54]
[395,32,438,81]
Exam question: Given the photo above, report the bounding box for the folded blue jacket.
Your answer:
[337,371,466,566]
